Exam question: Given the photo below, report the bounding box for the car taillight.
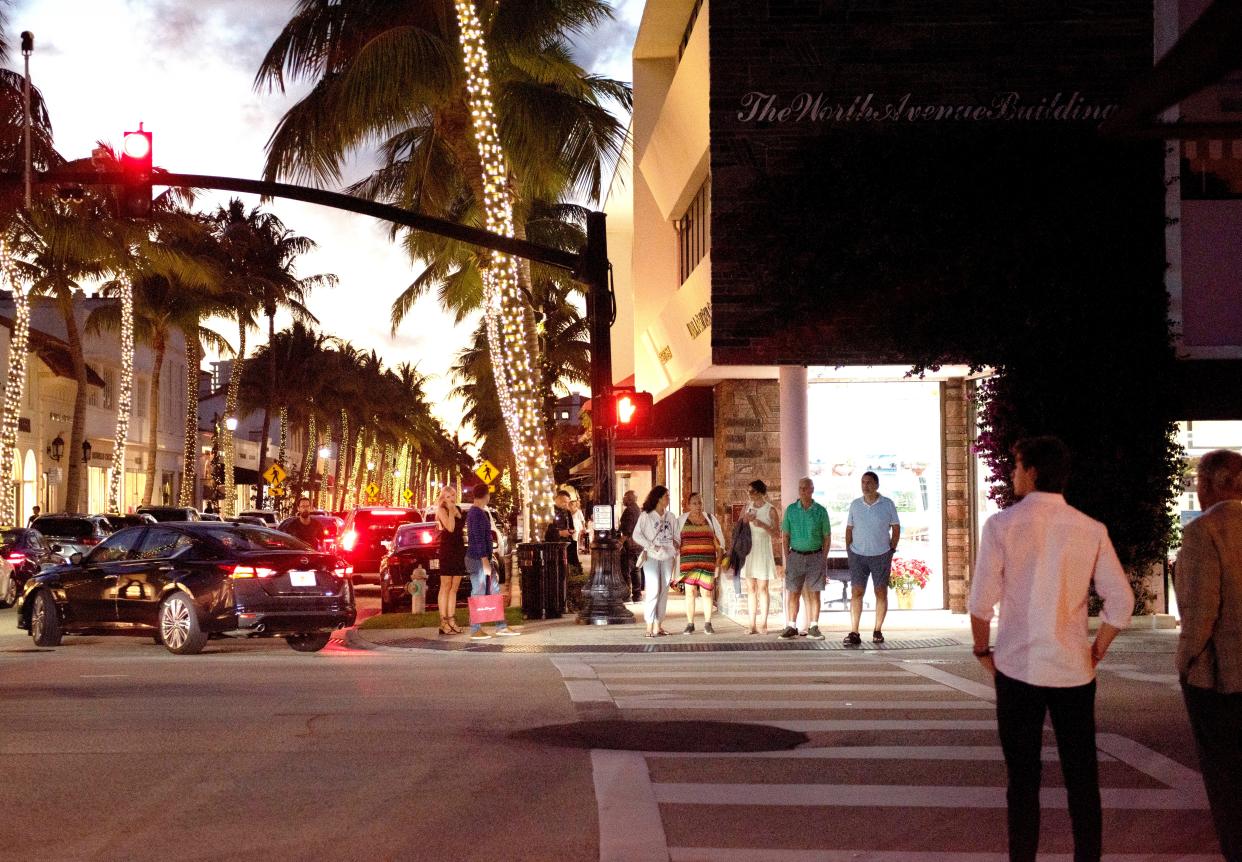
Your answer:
[333,563,354,578]
[5,552,25,565]
[419,530,434,545]
[81,537,101,546]
[340,530,357,551]
[230,565,277,579]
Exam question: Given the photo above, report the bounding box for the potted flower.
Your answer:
[889,557,931,609]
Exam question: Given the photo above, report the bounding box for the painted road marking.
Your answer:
[592,750,667,862]
[611,697,994,710]
[668,851,1220,861]
[645,744,1114,762]
[605,682,945,692]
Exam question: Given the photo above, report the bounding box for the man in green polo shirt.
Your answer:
[780,476,831,640]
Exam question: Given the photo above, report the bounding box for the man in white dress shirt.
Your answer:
[969,436,1133,862]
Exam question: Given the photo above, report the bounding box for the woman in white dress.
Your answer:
[740,479,779,634]
[633,485,680,638]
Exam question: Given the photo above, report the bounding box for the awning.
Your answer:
[233,466,260,484]
[0,315,106,387]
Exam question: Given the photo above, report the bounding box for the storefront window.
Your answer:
[807,380,945,609]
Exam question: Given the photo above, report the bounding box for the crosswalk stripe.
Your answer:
[593,670,910,678]
[761,719,998,731]
[644,744,1111,762]
[593,750,667,862]
[651,782,1209,810]
[668,850,1221,861]
[606,682,945,692]
[613,697,994,711]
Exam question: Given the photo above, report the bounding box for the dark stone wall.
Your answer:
[708,1,1158,365]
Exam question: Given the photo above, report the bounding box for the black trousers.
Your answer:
[995,671,1101,862]
[1182,682,1242,861]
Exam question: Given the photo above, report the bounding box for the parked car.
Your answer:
[378,520,504,615]
[239,510,278,525]
[96,513,158,532]
[16,523,356,655]
[29,514,111,557]
[137,506,201,522]
[199,512,223,522]
[276,515,342,552]
[229,515,266,526]
[338,507,425,581]
[0,528,66,606]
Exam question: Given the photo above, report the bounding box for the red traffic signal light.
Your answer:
[610,388,653,435]
[118,124,153,218]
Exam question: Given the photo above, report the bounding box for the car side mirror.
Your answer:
[50,543,62,553]
[69,552,83,565]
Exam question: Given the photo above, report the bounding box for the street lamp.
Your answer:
[392,469,402,479]
[224,416,238,432]
[47,434,64,462]
[317,445,331,460]
[81,440,92,464]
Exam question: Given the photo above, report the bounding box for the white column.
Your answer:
[779,366,809,507]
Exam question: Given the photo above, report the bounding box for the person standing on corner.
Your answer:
[780,477,830,641]
[969,436,1132,862]
[618,490,643,603]
[677,492,725,634]
[634,485,679,638]
[466,484,520,641]
[740,480,779,634]
[545,490,580,571]
[1175,448,1242,861]
[844,470,901,645]
[434,485,466,636]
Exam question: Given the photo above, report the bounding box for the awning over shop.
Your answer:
[233,466,260,484]
[0,315,106,387]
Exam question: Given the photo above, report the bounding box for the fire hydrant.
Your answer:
[406,563,429,614]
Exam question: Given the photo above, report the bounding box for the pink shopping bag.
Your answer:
[468,593,505,625]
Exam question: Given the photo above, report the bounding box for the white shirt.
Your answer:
[847,495,900,555]
[968,492,1133,687]
[633,509,680,561]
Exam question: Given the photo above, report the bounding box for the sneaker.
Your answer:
[703,622,715,635]
[843,631,862,646]
[495,628,521,637]
[872,630,885,643]
[683,623,695,635]
[469,631,492,641]
[778,626,798,640]
[806,625,825,640]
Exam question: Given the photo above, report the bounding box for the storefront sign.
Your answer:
[685,304,712,340]
[657,345,673,366]
[737,91,1118,125]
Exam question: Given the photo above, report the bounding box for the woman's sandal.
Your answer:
[446,617,462,634]
[438,618,452,635]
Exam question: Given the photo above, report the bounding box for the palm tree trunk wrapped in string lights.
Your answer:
[107,279,134,514]
[0,241,30,525]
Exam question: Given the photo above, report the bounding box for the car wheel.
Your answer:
[159,592,207,655]
[286,633,331,652]
[0,574,16,608]
[30,591,62,647]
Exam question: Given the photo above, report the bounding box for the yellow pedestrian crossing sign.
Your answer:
[402,488,414,503]
[262,463,287,486]
[474,460,500,485]
[366,482,380,500]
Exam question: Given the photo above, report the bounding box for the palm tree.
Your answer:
[256,0,629,524]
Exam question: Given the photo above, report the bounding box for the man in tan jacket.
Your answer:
[1176,448,1242,861]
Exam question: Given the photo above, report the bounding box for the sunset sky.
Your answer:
[5,0,641,440]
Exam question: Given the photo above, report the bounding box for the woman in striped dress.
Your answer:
[677,492,725,634]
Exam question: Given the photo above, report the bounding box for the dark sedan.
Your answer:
[379,521,503,615]
[1,528,66,607]
[30,514,111,557]
[16,523,356,655]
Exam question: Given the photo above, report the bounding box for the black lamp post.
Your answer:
[47,434,64,462]
[81,440,92,464]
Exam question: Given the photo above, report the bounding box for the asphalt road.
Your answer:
[0,596,1225,862]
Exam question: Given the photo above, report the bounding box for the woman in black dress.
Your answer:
[435,486,467,635]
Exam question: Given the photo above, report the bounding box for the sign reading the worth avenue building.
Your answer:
[707,0,1157,368]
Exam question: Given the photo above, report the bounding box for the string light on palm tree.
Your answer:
[107,278,134,514]
[452,0,556,524]
[0,241,30,525]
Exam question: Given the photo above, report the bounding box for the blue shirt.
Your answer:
[847,495,900,555]
[465,506,493,559]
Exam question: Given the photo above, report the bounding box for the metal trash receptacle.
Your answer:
[518,542,569,620]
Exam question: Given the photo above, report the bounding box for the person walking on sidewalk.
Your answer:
[677,492,725,634]
[741,480,779,634]
[465,484,519,641]
[845,471,901,645]
[434,485,466,635]
[1174,448,1242,861]
[969,436,1132,862]
[619,490,643,602]
[634,485,679,638]
[780,477,831,641]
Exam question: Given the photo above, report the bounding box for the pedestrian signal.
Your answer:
[610,388,653,436]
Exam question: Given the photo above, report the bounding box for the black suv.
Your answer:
[137,506,201,522]
[17,523,356,655]
[30,514,111,557]
[1,528,66,606]
[96,513,158,532]
[338,507,424,580]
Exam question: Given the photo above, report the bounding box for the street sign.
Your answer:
[474,460,500,485]
[401,488,414,503]
[269,483,286,498]
[262,463,287,486]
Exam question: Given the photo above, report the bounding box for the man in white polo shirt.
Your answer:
[969,436,1133,862]
[844,471,901,645]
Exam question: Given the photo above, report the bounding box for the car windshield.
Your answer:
[141,508,188,522]
[1,528,22,551]
[394,524,436,549]
[202,526,313,552]
[33,518,93,538]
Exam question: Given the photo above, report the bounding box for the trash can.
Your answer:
[406,563,429,614]
[518,542,569,620]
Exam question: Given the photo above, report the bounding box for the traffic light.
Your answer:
[118,124,153,218]
[610,388,653,436]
